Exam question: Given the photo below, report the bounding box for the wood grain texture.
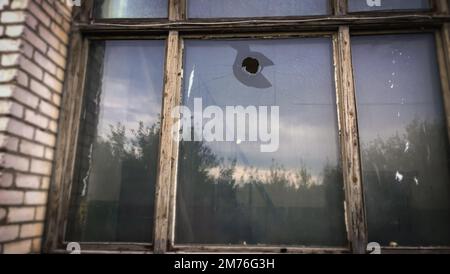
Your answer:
[153,31,183,254]
[43,33,89,252]
[437,26,450,144]
[336,26,367,254]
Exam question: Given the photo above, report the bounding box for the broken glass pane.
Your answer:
[348,0,430,12]
[94,0,168,19]
[175,38,347,246]
[352,34,450,246]
[188,0,331,18]
[66,41,165,243]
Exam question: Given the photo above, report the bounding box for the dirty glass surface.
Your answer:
[66,41,165,242]
[188,0,330,18]
[175,38,347,246]
[348,0,430,12]
[352,34,450,246]
[94,0,168,19]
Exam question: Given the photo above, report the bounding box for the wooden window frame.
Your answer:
[43,0,450,254]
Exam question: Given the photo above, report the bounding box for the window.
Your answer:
[187,0,331,18]
[66,40,165,243]
[352,33,450,246]
[47,0,450,254]
[347,0,431,12]
[176,39,346,246]
[94,0,168,19]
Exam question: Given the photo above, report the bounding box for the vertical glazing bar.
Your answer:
[153,31,183,254]
[436,27,450,144]
[335,0,347,15]
[169,0,187,20]
[336,26,368,254]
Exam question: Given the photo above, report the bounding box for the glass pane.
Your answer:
[352,34,450,246]
[66,41,165,243]
[188,0,330,18]
[175,38,347,246]
[348,0,430,12]
[94,0,168,19]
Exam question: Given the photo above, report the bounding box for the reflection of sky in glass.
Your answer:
[353,34,450,246]
[94,0,168,18]
[176,38,346,246]
[176,38,347,246]
[97,41,165,141]
[188,0,330,18]
[183,38,340,182]
[353,34,445,140]
[348,0,429,12]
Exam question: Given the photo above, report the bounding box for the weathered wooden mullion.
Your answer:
[43,34,89,252]
[169,0,186,21]
[153,31,183,254]
[336,26,368,254]
[436,26,450,145]
[166,41,184,250]
[335,0,347,16]
[436,0,449,13]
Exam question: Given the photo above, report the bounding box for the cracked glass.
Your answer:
[175,38,347,246]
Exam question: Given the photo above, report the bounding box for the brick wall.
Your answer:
[0,0,72,253]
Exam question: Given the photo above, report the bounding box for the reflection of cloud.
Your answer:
[206,165,323,188]
[206,119,340,174]
[97,79,162,139]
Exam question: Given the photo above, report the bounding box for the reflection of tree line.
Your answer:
[68,121,160,242]
[70,118,450,246]
[175,134,347,246]
[361,119,450,246]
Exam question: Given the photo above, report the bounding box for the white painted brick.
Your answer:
[0,172,14,188]
[0,100,23,118]
[24,109,49,129]
[20,139,46,158]
[0,0,9,10]
[24,191,47,205]
[43,72,62,93]
[0,225,19,242]
[34,129,55,146]
[44,147,54,160]
[0,152,29,172]
[20,57,43,80]
[30,159,52,175]
[1,118,34,140]
[1,11,26,23]
[0,39,21,52]
[30,79,51,100]
[0,133,19,151]
[11,0,29,9]
[32,237,41,253]
[0,68,18,82]
[35,206,45,221]
[1,53,20,66]
[7,207,34,222]
[15,173,40,189]
[20,223,43,238]
[0,190,24,205]
[4,239,31,254]
[0,208,6,221]
[5,25,24,37]
[39,100,59,119]
[40,176,50,190]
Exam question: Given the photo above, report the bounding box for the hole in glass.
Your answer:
[242,57,260,75]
